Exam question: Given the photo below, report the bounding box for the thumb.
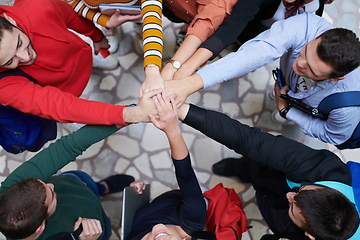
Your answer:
[74,217,82,231]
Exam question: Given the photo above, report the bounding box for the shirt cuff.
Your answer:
[183,104,207,130]
[199,36,224,60]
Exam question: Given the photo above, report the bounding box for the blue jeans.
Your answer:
[59,171,111,240]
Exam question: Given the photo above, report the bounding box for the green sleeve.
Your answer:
[0,125,119,192]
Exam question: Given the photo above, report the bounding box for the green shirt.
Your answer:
[0,124,119,240]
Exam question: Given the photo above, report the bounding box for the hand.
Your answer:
[92,36,110,55]
[173,62,197,80]
[74,217,102,240]
[274,83,290,112]
[105,9,142,28]
[149,93,182,135]
[140,65,165,97]
[163,79,189,105]
[123,88,163,123]
[130,181,146,194]
[161,62,178,80]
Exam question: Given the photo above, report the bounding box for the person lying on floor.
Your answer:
[126,93,206,240]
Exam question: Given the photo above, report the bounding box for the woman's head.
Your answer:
[141,224,189,240]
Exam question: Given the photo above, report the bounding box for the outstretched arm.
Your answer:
[161,35,202,80]
[0,124,123,192]
[179,103,351,185]
[140,0,165,95]
[149,93,186,159]
[150,96,206,231]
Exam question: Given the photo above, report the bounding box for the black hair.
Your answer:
[294,187,359,240]
[317,28,360,78]
[0,16,15,44]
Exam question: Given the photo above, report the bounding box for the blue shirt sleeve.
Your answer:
[197,13,332,88]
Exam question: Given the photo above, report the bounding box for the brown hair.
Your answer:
[0,178,48,239]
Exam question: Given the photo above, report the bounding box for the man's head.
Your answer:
[286,185,359,240]
[292,28,360,81]
[0,178,57,239]
[0,15,37,69]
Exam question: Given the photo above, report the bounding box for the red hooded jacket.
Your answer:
[0,0,126,124]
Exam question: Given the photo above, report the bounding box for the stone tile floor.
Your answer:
[0,0,359,239]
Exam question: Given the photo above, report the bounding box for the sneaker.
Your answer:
[270,110,295,125]
[98,174,135,196]
[92,53,119,70]
[212,157,239,177]
[212,157,252,183]
[101,27,120,53]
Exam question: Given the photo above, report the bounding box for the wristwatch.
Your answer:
[168,60,182,69]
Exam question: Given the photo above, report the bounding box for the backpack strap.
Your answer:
[318,91,360,149]
[318,91,360,115]
[0,68,36,83]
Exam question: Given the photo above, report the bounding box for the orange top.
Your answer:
[166,0,238,42]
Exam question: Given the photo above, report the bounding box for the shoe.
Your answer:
[212,157,252,183]
[92,53,119,70]
[101,27,120,53]
[260,234,281,240]
[98,174,135,196]
[212,157,239,177]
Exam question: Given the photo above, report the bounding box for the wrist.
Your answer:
[165,126,182,139]
[93,33,105,43]
[123,106,140,124]
[145,64,160,74]
[167,60,182,70]
[279,105,291,119]
[178,103,190,121]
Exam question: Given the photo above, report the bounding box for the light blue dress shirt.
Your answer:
[197,13,360,145]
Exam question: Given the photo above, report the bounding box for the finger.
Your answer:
[139,88,143,98]
[170,97,177,110]
[88,219,101,235]
[92,219,102,235]
[174,97,183,108]
[156,93,167,111]
[161,93,172,108]
[145,88,163,99]
[73,217,82,231]
[153,95,162,112]
[149,114,160,128]
[95,220,103,235]
[80,219,90,237]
